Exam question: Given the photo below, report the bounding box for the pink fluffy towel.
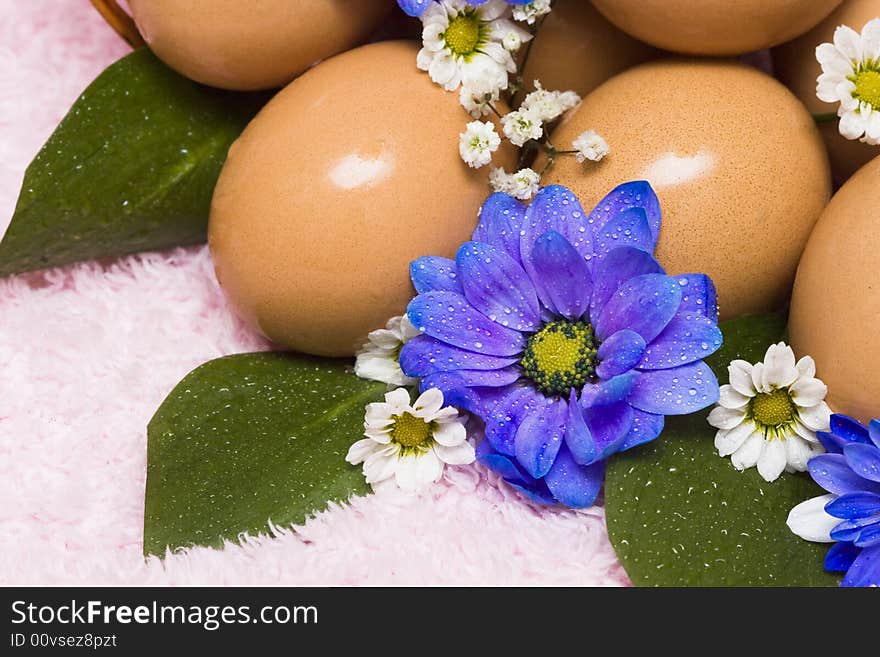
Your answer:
[0,0,628,586]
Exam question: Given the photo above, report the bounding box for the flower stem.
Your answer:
[812,112,839,124]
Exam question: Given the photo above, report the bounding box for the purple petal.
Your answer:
[596,329,646,379]
[407,291,526,356]
[870,420,880,449]
[589,247,664,321]
[476,441,557,505]
[591,207,655,260]
[844,443,880,483]
[485,387,541,457]
[825,492,880,519]
[587,180,661,245]
[410,256,463,295]
[515,397,567,478]
[824,541,860,572]
[675,274,719,321]
[397,0,432,17]
[637,314,722,370]
[619,409,665,452]
[417,372,518,417]
[520,185,593,270]
[809,454,880,496]
[830,516,880,546]
[529,230,592,320]
[585,401,633,461]
[854,522,880,548]
[564,391,596,465]
[595,273,682,343]
[831,414,871,446]
[472,192,527,265]
[420,367,521,392]
[399,335,518,377]
[628,362,719,415]
[841,544,880,587]
[543,445,605,508]
[457,241,540,331]
[580,373,638,408]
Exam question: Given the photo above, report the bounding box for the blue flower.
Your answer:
[398,0,531,18]
[788,414,880,587]
[400,183,722,508]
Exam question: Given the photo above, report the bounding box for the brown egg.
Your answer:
[209,41,516,357]
[538,59,831,320]
[128,0,392,90]
[515,0,657,102]
[590,0,843,55]
[774,0,880,184]
[789,155,880,424]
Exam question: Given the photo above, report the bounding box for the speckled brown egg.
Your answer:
[208,41,516,357]
[774,0,880,184]
[590,0,843,55]
[514,0,657,102]
[538,59,831,320]
[789,155,880,424]
[128,0,392,90]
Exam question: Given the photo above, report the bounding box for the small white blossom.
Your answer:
[502,108,544,146]
[355,315,420,386]
[347,388,474,493]
[521,80,581,123]
[572,129,610,163]
[512,0,553,25]
[459,80,501,118]
[459,120,501,168]
[708,343,830,483]
[489,166,540,200]
[502,30,523,52]
[816,18,880,145]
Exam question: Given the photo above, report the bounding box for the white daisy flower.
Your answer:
[521,80,581,123]
[512,0,553,25]
[572,129,610,163]
[417,0,532,93]
[346,388,475,493]
[816,18,880,145]
[501,108,544,146]
[708,342,830,483]
[489,166,540,200]
[459,80,501,118]
[355,315,420,386]
[459,120,501,168]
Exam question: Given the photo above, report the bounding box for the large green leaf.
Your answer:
[605,315,840,586]
[0,49,266,277]
[144,352,384,557]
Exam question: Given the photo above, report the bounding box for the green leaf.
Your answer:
[143,352,384,557]
[0,49,266,277]
[605,314,841,587]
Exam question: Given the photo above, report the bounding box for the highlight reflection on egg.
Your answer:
[208,41,516,357]
[539,60,831,320]
[789,155,880,424]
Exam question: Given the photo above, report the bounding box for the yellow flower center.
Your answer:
[751,389,795,428]
[521,320,597,397]
[391,412,432,448]
[444,13,482,56]
[852,68,880,109]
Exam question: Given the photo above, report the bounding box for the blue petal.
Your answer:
[420,367,521,393]
[485,387,541,457]
[564,391,596,465]
[830,515,880,546]
[457,241,541,331]
[853,521,880,548]
[595,273,682,343]
[397,0,432,16]
[589,247,664,320]
[585,402,633,461]
[520,185,593,269]
[870,419,880,449]
[407,291,526,356]
[410,257,463,295]
[529,230,592,319]
[637,314,722,370]
[675,274,719,321]
[543,445,605,508]
[844,443,880,483]
[399,335,518,377]
[514,397,567,478]
[417,372,518,417]
[831,414,871,446]
[841,544,880,587]
[825,492,880,519]
[618,409,665,452]
[473,192,528,265]
[580,373,638,408]
[586,180,661,245]
[809,454,880,496]
[477,441,557,505]
[824,541,861,572]
[628,362,719,415]
[596,329,646,379]
[591,207,655,260]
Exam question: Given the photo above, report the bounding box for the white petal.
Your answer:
[798,401,832,431]
[708,405,747,430]
[364,427,392,444]
[787,494,839,543]
[762,342,799,389]
[434,441,476,465]
[751,362,767,393]
[383,388,412,412]
[412,387,445,419]
[365,402,393,427]
[729,360,757,397]
[731,432,766,470]
[394,452,441,492]
[795,355,816,379]
[346,438,379,465]
[757,439,787,482]
[792,418,819,443]
[715,421,755,457]
[784,436,814,472]
[863,18,880,61]
[790,376,827,408]
[719,384,751,409]
[363,446,399,484]
[432,420,467,447]
[833,24,864,61]
[839,108,867,140]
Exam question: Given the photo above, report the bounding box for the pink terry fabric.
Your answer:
[0,0,629,586]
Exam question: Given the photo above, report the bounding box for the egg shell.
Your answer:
[774,0,880,184]
[538,59,831,320]
[789,155,880,424]
[590,0,843,55]
[208,40,516,357]
[515,0,657,102]
[129,0,392,91]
